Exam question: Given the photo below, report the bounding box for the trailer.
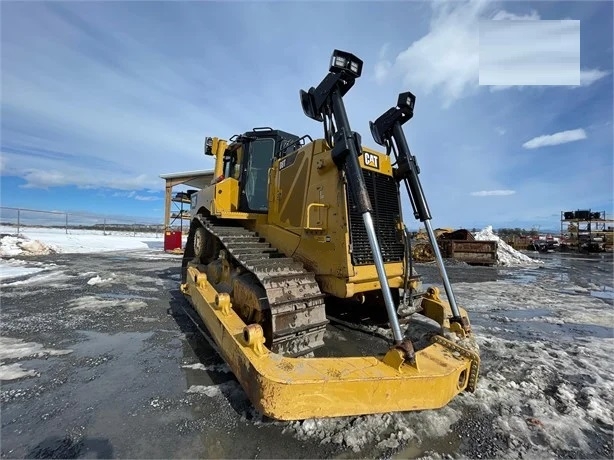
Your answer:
[411,229,498,266]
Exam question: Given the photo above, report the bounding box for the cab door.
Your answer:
[239,137,276,213]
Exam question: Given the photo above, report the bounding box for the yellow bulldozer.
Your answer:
[180,50,480,421]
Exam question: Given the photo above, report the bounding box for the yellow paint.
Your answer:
[360,147,393,175]
[212,178,240,213]
[210,137,228,180]
[182,265,480,421]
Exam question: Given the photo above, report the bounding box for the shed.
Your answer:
[159,169,214,239]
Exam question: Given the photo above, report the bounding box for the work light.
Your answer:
[329,49,363,79]
[397,91,416,115]
[300,49,363,122]
[370,91,417,146]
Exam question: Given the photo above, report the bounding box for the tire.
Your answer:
[193,225,207,260]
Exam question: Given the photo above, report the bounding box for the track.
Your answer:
[183,215,329,357]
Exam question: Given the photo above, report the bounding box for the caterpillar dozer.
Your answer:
[180,49,480,421]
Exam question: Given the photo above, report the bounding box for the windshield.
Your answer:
[244,138,275,211]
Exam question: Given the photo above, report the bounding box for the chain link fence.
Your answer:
[0,207,165,237]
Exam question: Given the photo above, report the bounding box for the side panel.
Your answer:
[214,178,240,213]
[191,179,261,221]
[264,139,408,298]
[267,140,353,280]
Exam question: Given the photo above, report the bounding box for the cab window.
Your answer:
[244,138,275,211]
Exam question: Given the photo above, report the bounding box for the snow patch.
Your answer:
[464,334,614,454]
[87,274,117,285]
[81,272,163,290]
[0,259,50,280]
[2,269,73,287]
[474,226,542,266]
[68,295,147,312]
[284,408,461,453]
[0,337,73,381]
[0,363,40,381]
[450,280,614,327]
[0,337,74,361]
[181,363,232,373]
[186,381,238,397]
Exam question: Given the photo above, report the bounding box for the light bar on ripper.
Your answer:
[329,49,363,78]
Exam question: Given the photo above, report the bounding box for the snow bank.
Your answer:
[0,235,56,257]
[474,226,542,266]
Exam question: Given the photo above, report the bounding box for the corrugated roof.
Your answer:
[160,169,215,189]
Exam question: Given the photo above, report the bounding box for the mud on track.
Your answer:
[1,249,612,459]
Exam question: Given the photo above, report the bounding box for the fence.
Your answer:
[0,206,167,237]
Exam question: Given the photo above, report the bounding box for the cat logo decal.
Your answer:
[363,152,380,170]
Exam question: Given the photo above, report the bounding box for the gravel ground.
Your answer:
[1,249,612,459]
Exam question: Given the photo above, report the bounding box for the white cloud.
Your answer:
[471,190,516,196]
[374,60,392,84]
[579,69,610,87]
[109,190,161,200]
[378,42,390,60]
[17,168,157,190]
[0,5,234,192]
[522,128,587,149]
[496,127,506,135]
[374,1,545,107]
[374,43,392,84]
[376,2,608,104]
[491,10,540,21]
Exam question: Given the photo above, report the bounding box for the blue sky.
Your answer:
[1,0,612,231]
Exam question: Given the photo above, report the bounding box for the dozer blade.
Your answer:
[182,266,479,421]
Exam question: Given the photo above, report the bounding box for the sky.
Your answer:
[1,0,612,231]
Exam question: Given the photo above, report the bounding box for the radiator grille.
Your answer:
[346,169,405,266]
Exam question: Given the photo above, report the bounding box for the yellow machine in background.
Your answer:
[180,50,480,420]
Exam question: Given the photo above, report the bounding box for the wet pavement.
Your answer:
[1,248,612,459]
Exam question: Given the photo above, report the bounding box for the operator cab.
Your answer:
[225,127,302,213]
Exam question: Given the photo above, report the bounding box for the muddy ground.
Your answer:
[1,248,612,459]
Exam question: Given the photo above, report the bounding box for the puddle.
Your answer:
[72,330,154,356]
[590,287,614,301]
[501,271,540,285]
[485,309,612,340]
